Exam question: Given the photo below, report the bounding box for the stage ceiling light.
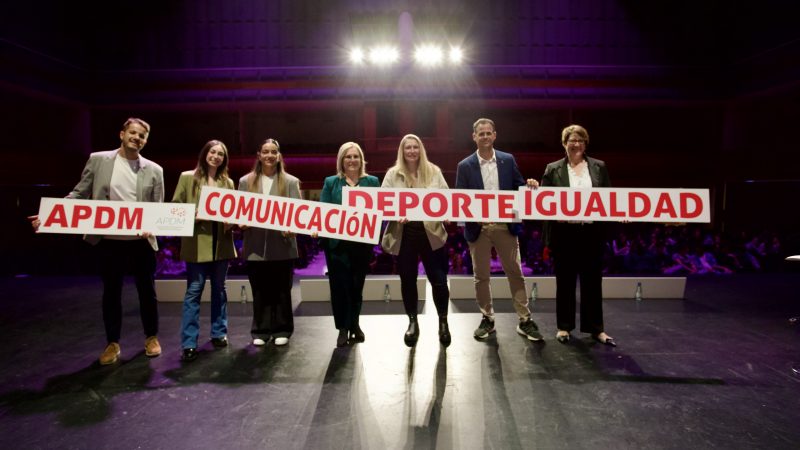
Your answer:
[368,46,399,65]
[348,43,464,67]
[449,47,463,64]
[349,48,364,64]
[414,44,443,67]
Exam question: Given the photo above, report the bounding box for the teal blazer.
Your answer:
[319,174,380,250]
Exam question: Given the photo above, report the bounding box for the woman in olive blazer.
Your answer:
[172,140,237,361]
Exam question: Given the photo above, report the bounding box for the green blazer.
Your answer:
[320,174,380,250]
[172,171,237,263]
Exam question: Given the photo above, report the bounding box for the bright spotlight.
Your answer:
[349,48,364,64]
[449,47,463,64]
[414,45,443,67]
[368,46,399,66]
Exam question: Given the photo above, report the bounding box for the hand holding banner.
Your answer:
[37,198,195,236]
[196,186,382,244]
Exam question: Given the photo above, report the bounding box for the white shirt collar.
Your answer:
[477,149,496,164]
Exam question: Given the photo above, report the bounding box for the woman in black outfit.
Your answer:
[541,125,616,346]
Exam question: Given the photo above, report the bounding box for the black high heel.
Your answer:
[404,315,419,347]
[438,316,451,346]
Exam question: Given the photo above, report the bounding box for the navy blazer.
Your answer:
[455,149,526,242]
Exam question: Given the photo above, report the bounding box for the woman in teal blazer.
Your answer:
[172,140,237,361]
[320,142,380,347]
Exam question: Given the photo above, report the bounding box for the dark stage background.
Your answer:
[2,0,800,275]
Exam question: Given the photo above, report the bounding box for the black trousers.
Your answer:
[396,229,450,317]
[97,239,159,343]
[551,223,605,334]
[324,242,371,331]
[247,260,294,339]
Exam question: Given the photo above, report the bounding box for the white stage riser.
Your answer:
[156,276,685,302]
[299,277,427,302]
[447,276,684,300]
[156,279,252,303]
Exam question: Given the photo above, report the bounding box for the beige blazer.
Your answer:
[237,172,300,261]
[380,165,449,255]
[67,149,164,251]
[171,171,237,263]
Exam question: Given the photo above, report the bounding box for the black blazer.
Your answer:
[540,156,611,247]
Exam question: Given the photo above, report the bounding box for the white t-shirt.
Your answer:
[106,152,140,240]
[110,152,139,201]
[261,174,275,195]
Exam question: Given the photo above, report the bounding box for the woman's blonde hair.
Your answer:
[390,134,439,188]
[247,138,288,197]
[336,142,367,178]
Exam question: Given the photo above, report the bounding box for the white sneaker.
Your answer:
[252,338,266,346]
[274,337,289,346]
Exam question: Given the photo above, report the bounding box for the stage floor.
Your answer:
[0,273,798,449]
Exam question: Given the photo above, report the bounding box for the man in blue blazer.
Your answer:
[455,118,543,341]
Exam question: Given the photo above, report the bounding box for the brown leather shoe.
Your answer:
[99,342,121,365]
[144,336,162,357]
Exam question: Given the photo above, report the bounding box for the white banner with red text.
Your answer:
[37,198,196,236]
[343,187,710,223]
[517,187,710,222]
[196,186,382,244]
[343,187,522,222]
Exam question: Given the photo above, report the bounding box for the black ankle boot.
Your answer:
[404,315,419,347]
[438,316,451,346]
[336,329,349,347]
[350,324,365,343]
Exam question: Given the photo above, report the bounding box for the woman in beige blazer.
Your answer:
[172,140,237,361]
[238,139,300,347]
[381,134,451,346]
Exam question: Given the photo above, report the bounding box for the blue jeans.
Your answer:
[181,260,230,349]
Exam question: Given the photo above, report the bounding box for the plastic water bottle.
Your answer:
[241,285,248,304]
[383,284,391,302]
[634,282,643,302]
[530,282,538,303]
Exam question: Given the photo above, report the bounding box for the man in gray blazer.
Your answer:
[33,118,165,365]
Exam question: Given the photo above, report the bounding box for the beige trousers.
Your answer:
[467,223,530,321]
